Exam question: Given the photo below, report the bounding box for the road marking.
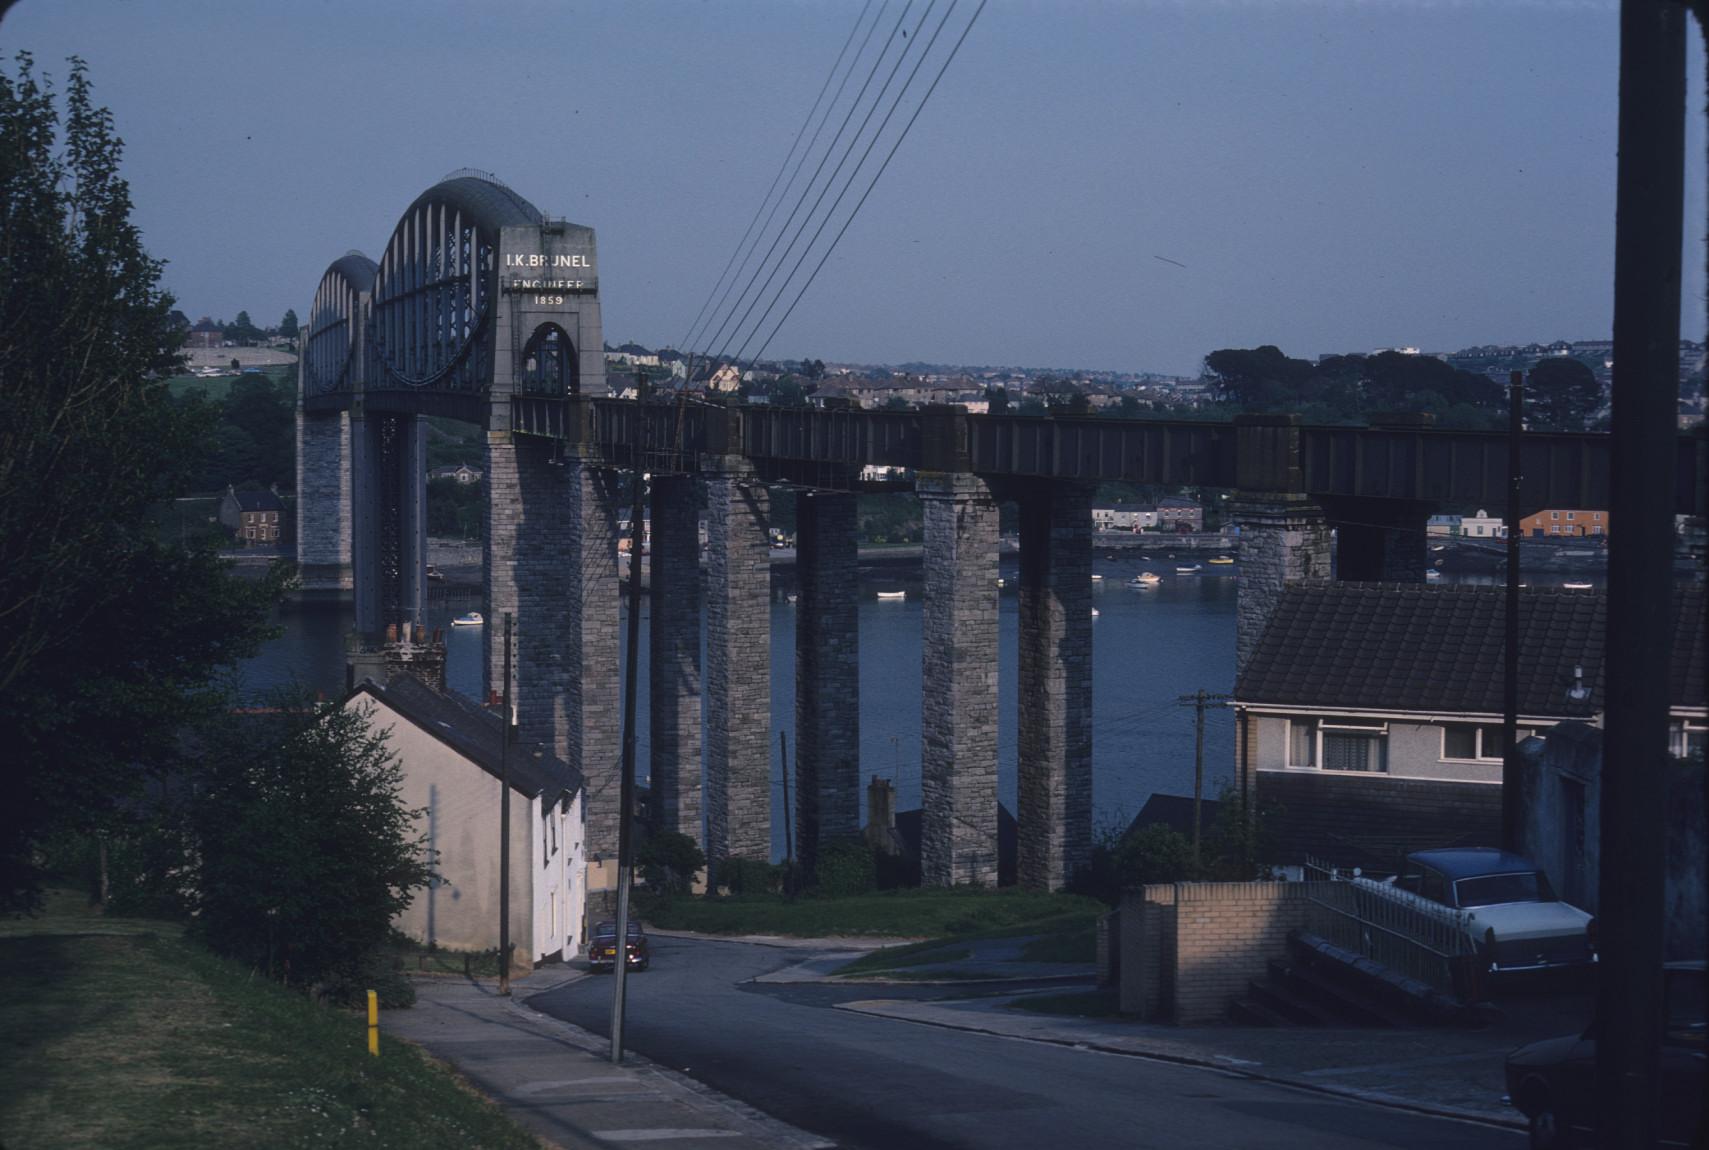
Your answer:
[513,1077,649,1095]
[589,1129,744,1141]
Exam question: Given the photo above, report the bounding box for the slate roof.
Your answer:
[349,675,580,800]
[230,489,284,513]
[1235,582,1704,719]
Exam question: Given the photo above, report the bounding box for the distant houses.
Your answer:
[1518,508,1609,538]
[219,484,284,546]
[428,464,483,485]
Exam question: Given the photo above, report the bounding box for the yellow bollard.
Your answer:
[367,989,378,1056]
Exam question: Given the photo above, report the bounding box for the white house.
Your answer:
[345,676,586,970]
[1461,509,1506,539]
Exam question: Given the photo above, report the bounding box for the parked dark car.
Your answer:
[1504,960,1705,1148]
[588,920,649,972]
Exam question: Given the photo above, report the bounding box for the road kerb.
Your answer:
[833,999,1527,1134]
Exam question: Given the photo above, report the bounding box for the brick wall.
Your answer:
[1257,770,1503,872]
[1120,881,1318,1024]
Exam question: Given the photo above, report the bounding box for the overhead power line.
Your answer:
[747,0,987,366]
[678,0,877,355]
[696,0,920,365]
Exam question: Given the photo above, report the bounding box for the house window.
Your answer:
[1594,513,1602,520]
[1566,512,1575,521]
[1551,511,1559,520]
[1286,719,1317,768]
[1672,720,1706,760]
[1321,721,1388,772]
[1442,723,1519,761]
[1591,526,1603,535]
[1550,525,1561,535]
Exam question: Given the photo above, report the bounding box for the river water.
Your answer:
[241,550,1242,855]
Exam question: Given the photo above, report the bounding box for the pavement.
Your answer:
[382,970,832,1150]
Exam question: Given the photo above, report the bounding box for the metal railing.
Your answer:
[1302,856,1478,999]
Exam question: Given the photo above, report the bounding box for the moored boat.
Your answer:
[1127,572,1161,588]
[452,611,484,626]
[876,590,907,600]
[1208,556,1234,566]
[1562,581,1594,590]
[1175,564,1201,574]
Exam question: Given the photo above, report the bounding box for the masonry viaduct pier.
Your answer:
[297,173,1707,912]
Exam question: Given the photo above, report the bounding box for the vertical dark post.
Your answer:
[1501,371,1523,851]
[499,612,512,997]
[611,376,647,1064]
[1598,3,1685,1147]
[1192,690,1206,868]
[779,730,793,871]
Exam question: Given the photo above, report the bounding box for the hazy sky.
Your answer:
[5,0,1702,375]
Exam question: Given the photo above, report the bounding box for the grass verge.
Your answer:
[1005,989,1122,1018]
[836,908,1102,977]
[0,890,539,1149]
[641,886,1101,940]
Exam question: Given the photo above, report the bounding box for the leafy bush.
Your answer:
[321,947,416,1009]
[638,831,705,898]
[187,699,434,989]
[716,857,781,896]
[1118,824,1196,887]
[813,838,877,897]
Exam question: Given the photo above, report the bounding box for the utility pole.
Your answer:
[1501,370,1523,852]
[1177,690,1231,867]
[1598,2,1684,1145]
[779,730,793,873]
[498,612,513,997]
[611,374,648,1064]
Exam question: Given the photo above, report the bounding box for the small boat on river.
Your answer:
[1208,556,1235,566]
[876,590,907,601]
[1562,581,1595,590]
[1175,564,1201,575]
[1128,572,1161,588]
[452,611,484,627]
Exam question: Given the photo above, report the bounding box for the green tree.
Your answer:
[278,308,299,339]
[187,699,434,992]
[1528,357,1602,431]
[225,309,259,345]
[0,55,283,910]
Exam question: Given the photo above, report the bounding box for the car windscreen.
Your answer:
[593,922,642,938]
[1453,870,1554,907]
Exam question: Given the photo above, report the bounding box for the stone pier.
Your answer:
[648,473,703,845]
[353,412,428,636]
[1232,494,1332,679]
[482,442,620,884]
[1017,482,1094,891]
[1331,498,1432,583]
[919,472,1000,887]
[794,490,861,878]
[295,408,352,597]
[704,461,772,866]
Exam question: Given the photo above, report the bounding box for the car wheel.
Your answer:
[1528,1106,1561,1150]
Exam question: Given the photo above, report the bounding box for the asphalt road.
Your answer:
[528,935,1523,1150]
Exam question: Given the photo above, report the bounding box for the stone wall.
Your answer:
[918,472,1000,887]
[1119,881,1318,1024]
[705,463,772,863]
[1016,483,1094,890]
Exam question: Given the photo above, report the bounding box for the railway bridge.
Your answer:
[297,171,1707,911]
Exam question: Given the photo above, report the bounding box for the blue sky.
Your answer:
[5,0,1700,375]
